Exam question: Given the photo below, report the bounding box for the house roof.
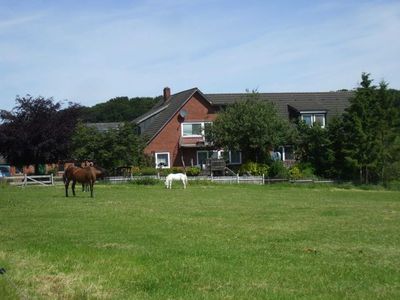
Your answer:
[206,91,353,119]
[86,122,123,132]
[137,88,211,143]
[134,89,354,143]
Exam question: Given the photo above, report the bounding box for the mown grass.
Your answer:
[0,183,399,299]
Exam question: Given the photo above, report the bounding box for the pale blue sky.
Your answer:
[1,0,399,110]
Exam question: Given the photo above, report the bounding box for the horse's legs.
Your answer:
[90,180,94,198]
[65,179,70,197]
[82,184,85,192]
[72,180,76,196]
[182,178,186,189]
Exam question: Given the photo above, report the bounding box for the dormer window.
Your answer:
[300,111,326,128]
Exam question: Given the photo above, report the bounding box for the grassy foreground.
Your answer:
[0,183,399,299]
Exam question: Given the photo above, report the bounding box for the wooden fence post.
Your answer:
[237,174,240,184]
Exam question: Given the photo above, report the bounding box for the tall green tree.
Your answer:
[210,91,294,162]
[71,122,149,170]
[342,73,400,183]
[0,95,81,171]
[294,121,333,177]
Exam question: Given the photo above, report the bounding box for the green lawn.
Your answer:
[0,183,399,299]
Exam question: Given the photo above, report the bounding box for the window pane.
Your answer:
[230,151,241,164]
[314,114,325,127]
[192,124,202,135]
[197,151,209,165]
[302,114,312,126]
[284,146,295,160]
[182,124,192,136]
[156,153,169,167]
[182,123,202,136]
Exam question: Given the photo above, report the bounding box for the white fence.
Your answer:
[104,175,266,185]
[104,175,332,185]
[4,174,55,186]
[210,175,265,185]
[1,174,334,187]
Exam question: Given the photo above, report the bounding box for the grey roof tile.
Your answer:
[85,122,123,132]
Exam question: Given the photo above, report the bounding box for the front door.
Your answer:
[197,151,211,169]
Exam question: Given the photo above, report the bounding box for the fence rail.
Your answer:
[4,174,55,186]
[1,174,334,186]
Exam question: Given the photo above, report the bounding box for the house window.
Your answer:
[302,114,313,126]
[155,152,170,168]
[281,146,295,161]
[212,150,242,165]
[229,150,242,165]
[314,114,325,127]
[182,122,212,137]
[197,150,213,167]
[301,112,326,128]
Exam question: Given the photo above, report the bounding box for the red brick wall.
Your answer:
[144,92,218,167]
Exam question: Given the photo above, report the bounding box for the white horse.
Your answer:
[165,173,188,189]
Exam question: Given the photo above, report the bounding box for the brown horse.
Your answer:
[63,166,96,197]
[82,166,107,192]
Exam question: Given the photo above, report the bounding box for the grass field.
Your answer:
[0,182,399,299]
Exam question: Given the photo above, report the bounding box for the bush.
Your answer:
[186,167,201,176]
[239,162,269,176]
[288,166,302,180]
[385,180,400,191]
[46,167,58,176]
[139,167,158,176]
[297,163,316,179]
[131,166,141,176]
[171,167,185,174]
[268,161,288,178]
[131,177,159,185]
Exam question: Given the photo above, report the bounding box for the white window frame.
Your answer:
[279,146,295,161]
[300,111,326,128]
[155,152,170,169]
[181,122,212,137]
[215,150,242,165]
[228,150,242,165]
[196,150,211,166]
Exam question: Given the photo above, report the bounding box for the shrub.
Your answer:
[298,163,316,179]
[47,168,58,176]
[240,162,269,176]
[131,177,159,185]
[186,167,201,176]
[268,161,288,178]
[140,167,158,176]
[288,166,302,180]
[131,166,141,176]
[385,180,400,191]
[171,167,185,174]
[159,168,171,176]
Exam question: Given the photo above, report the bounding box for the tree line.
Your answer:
[0,95,159,173]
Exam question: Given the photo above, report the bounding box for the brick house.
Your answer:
[134,87,353,169]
